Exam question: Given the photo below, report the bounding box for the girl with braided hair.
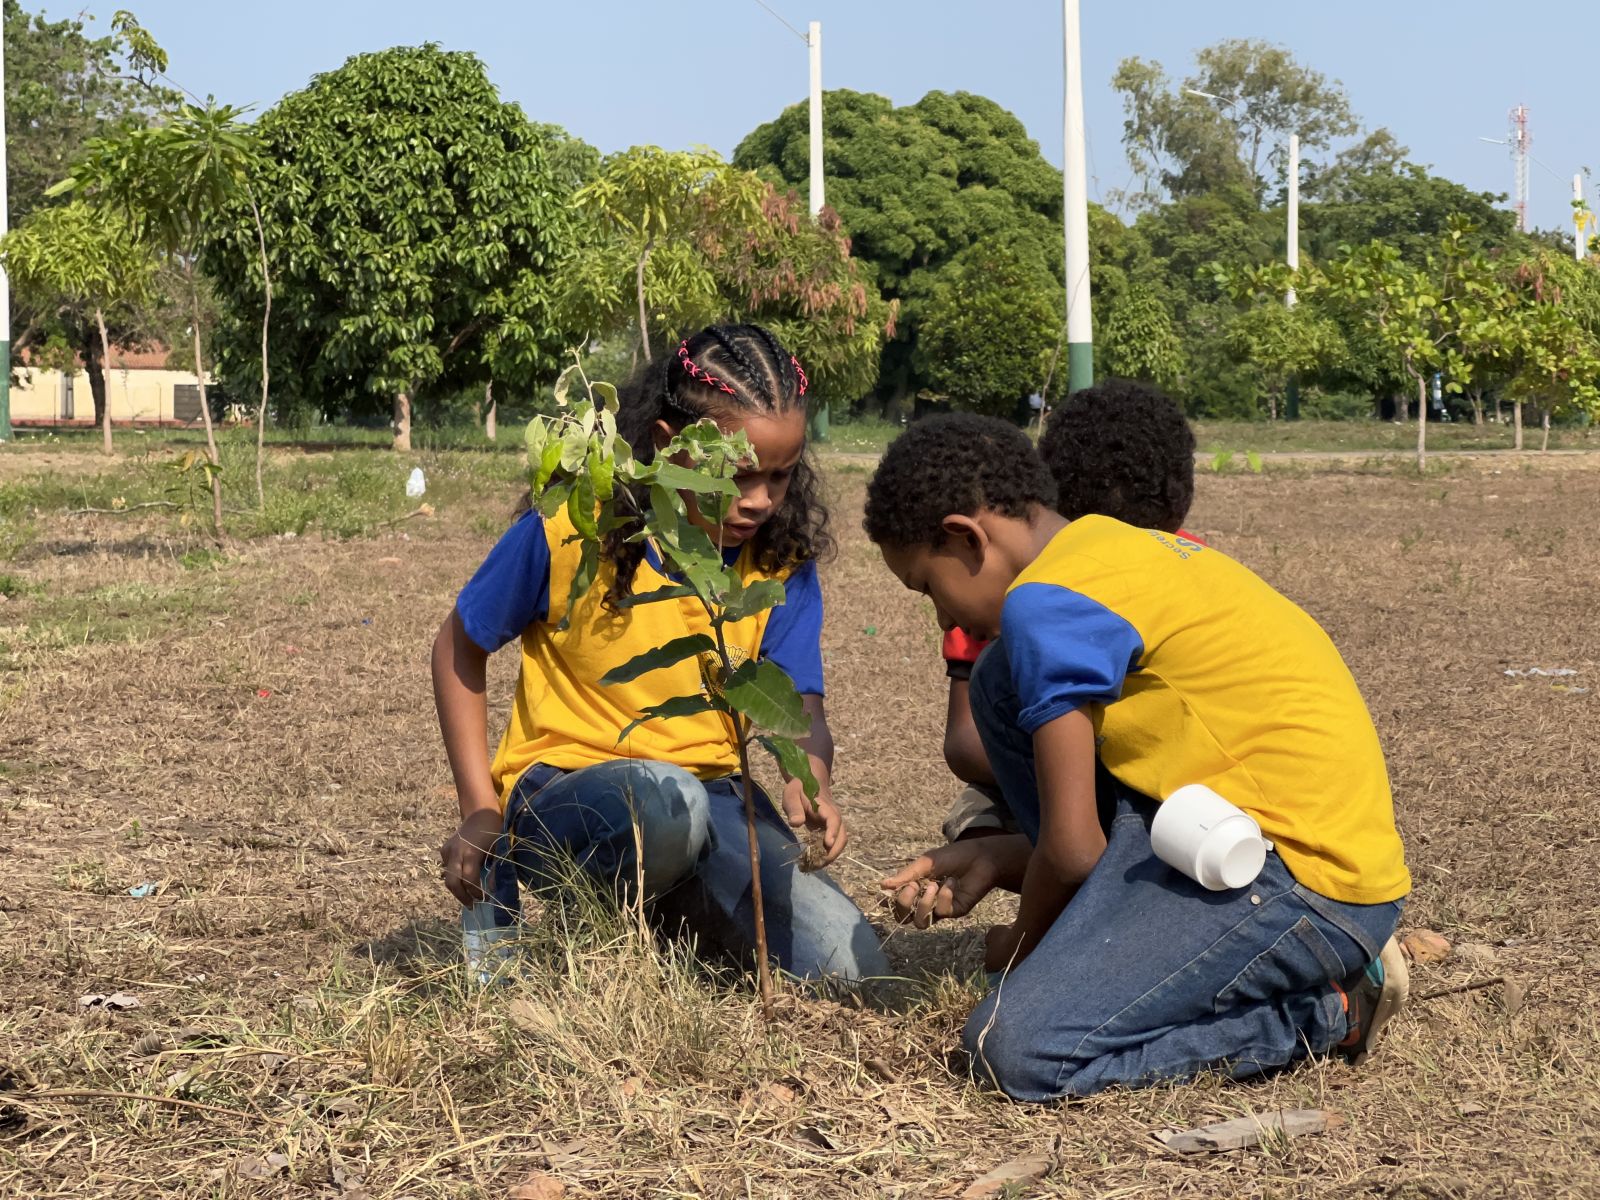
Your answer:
[432,323,888,985]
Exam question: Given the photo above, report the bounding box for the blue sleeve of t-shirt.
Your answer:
[761,559,825,696]
[1002,582,1145,733]
[455,510,552,653]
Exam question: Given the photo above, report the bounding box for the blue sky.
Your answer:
[66,0,1596,234]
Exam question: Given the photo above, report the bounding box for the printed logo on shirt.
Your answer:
[699,644,749,700]
[1149,530,1207,560]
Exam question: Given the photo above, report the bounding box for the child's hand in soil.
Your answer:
[782,777,846,870]
[880,835,1030,929]
[439,807,503,905]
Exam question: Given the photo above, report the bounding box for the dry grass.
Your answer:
[1,448,1598,1197]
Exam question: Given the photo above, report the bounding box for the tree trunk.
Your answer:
[1268,387,1278,421]
[484,380,496,441]
[635,240,655,363]
[1470,388,1484,427]
[1395,389,1409,422]
[393,391,412,453]
[92,307,113,457]
[1494,394,1503,424]
[1513,400,1524,450]
[187,266,225,540]
[1541,408,1551,452]
[84,320,112,455]
[1415,374,1428,470]
[250,193,273,511]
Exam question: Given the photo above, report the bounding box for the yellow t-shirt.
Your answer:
[474,510,791,804]
[1003,515,1409,905]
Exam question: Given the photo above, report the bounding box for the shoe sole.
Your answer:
[1351,935,1410,1066]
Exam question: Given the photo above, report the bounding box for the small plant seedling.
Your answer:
[1245,450,1264,475]
[1211,449,1235,473]
[522,357,821,1018]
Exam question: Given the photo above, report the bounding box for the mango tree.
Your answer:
[0,201,157,455]
[54,101,262,533]
[1323,219,1497,468]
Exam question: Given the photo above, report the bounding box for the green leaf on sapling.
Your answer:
[600,633,716,685]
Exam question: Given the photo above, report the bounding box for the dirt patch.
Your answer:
[1,455,1596,1197]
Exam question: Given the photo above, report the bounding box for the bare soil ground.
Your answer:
[2,451,1598,1197]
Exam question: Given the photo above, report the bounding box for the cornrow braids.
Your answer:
[752,324,804,401]
[705,325,771,403]
[601,323,830,608]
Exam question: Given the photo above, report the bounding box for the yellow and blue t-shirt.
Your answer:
[1003,515,1409,906]
[457,509,823,804]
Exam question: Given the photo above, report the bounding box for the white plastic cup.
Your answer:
[1151,784,1270,891]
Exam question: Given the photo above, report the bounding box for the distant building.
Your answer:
[9,345,210,428]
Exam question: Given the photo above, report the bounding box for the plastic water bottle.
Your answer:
[460,901,513,986]
[405,467,426,498]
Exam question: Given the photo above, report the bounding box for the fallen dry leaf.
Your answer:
[508,1172,565,1200]
[1153,1108,1344,1154]
[235,1152,290,1180]
[1401,930,1454,965]
[512,1177,569,1200]
[960,1153,1052,1198]
[619,1075,642,1100]
[78,992,141,1011]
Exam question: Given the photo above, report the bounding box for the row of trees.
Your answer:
[4,8,1596,491]
[0,7,892,488]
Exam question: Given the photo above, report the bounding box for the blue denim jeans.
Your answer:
[462,759,889,983]
[965,641,1403,1101]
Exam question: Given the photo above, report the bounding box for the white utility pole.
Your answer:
[1286,135,1300,306]
[1061,0,1093,393]
[1575,173,1588,262]
[808,21,823,217]
[0,14,11,443]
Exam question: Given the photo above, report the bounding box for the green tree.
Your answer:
[203,45,579,451]
[1322,219,1499,467]
[56,100,262,534]
[0,201,158,454]
[567,146,763,361]
[736,90,1063,417]
[915,243,1060,416]
[1098,282,1185,391]
[2,1,177,223]
[706,190,894,410]
[1214,263,1345,419]
[1113,39,1361,204]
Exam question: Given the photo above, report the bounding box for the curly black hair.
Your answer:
[602,323,831,608]
[863,413,1056,547]
[1038,379,1195,533]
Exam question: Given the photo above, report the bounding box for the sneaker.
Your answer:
[1333,935,1410,1066]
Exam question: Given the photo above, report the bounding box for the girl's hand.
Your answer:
[439,807,503,906]
[781,777,846,867]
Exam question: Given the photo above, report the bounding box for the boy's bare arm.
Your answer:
[432,608,501,903]
[988,707,1106,969]
[943,679,997,786]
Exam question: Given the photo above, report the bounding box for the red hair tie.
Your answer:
[791,355,809,397]
[678,339,736,396]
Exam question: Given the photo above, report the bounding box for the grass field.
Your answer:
[1,444,1597,1197]
[5,411,1596,460]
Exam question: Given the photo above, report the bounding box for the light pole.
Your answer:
[1062,0,1093,394]
[808,21,823,218]
[1188,88,1301,418]
[0,14,11,443]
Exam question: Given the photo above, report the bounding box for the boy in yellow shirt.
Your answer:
[866,411,1409,1100]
